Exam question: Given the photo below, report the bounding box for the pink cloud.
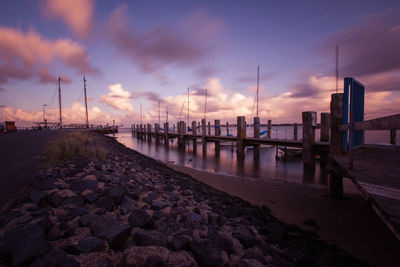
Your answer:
[107,5,224,80]
[42,0,95,38]
[99,83,134,113]
[0,26,98,84]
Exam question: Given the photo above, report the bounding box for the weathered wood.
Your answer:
[164,122,169,145]
[226,122,230,135]
[330,93,344,198]
[293,123,298,141]
[215,119,221,156]
[339,113,400,131]
[178,121,185,149]
[320,113,330,166]
[390,129,396,145]
[155,123,160,144]
[192,121,197,151]
[208,122,211,136]
[253,117,260,159]
[349,112,355,169]
[237,116,246,159]
[267,120,272,139]
[302,111,316,170]
[147,124,152,141]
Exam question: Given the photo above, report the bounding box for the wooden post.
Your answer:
[192,121,197,151]
[147,124,152,141]
[155,123,160,144]
[293,123,298,141]
[215,119,221,156]
[237,116,246,159]
[226,122,230,135]
[208,122,211,136]
[140,124,143,139]
[267,120,272,139]
[349,112,355,169]
[390,129,396,145]
[173,124,175,133]
[320,113,330,165]
[253,117,260,160]
[330,93,344,198]
[302,111,316,170]
[202,119,206,155]
[164,122,169,146]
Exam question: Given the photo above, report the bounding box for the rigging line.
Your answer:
[178,92,187,122]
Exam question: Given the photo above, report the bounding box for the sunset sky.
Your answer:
[0,0,399,126]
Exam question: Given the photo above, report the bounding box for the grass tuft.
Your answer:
[45,132,107,167]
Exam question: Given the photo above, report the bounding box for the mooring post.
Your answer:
[293,123,298,141]
[147,124,152,141]
[178,121,184,150]
[390,129,396,145]
[330,93,344,198]
[267,120,272,139]
[139,124,143,139]
[253,117,260,160]
[164,122,169,146]
[226,122,230,135]
[173,124,175,133]
[202,119,207,155]
[237,116,246,159]
[320,112,330,166]
[208,122,211,136]
[155,123,160,144]
[192,121,197,151]
[215,119,221,156]
[302,111,317,170]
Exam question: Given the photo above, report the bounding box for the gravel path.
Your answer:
[0,133,368,266]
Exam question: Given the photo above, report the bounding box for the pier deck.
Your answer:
[332,145,400,240]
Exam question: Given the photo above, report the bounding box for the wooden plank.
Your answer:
[339,113,400,131]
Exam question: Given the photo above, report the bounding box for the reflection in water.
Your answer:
[113,129,328,187]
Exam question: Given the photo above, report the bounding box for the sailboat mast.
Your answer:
[166,106,168,123]
[336,45,339,93]
[204,89,207,120]
[256,65,260,117]
[140,102,143,124]
[83,76,89,128]
[158,100,161,125]
[58,76,62,127]
[187,87,189,128]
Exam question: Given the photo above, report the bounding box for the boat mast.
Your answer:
[140,102,143,124]
[187,87,189,128]
[58,76,62,127]
[336,45,339,93]
[83,76,89,128]
[204,88,207,120]
[256,65,260,117]
[166,106,168,123]
[158,100,161,125]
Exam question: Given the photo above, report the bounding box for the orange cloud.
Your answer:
[99,84,134,113]
[0,26,98,84]
[42,0,95,38]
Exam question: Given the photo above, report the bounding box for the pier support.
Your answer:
[192,121,197,152]
[147,124,151,141]
[253,117,260,160]
[164,122,169,146]
[390,129,396,145]
[208,122,211,136]
[294,123,298,141]
[202,119,206,156]
[267,120,272,139]
[178,121,185,150]
[155,123,160,144]
[330,93,344,198]
[237,116,246,159]
[320,113,330,166]
[302,111,316,170]
[215,120,221,157]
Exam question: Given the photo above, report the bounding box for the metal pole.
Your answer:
[84,76,89,128]
[58,77,62,127]
[257,65,259,117]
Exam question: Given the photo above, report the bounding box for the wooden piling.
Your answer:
[320,113,330,165]
[215,119,221,156]
[208,122,211,136]
[330,93,344,198]
[192,121,197,151]
[164,122,169,145]
[267,120,272,139]
[226,122,230,135]
[237,116,246,159]
[390,129,396,145]
[202,119,206,155]
[155,123,160,144]
[253,117,260,159]
[147,124,151,141]
[302,111,316,170]
[294,123,298,141]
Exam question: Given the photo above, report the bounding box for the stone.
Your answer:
[134,230,168,247]
[70,179,98,193]
[94,196,115,211]
[151,200,167,210]
[145,255,163,267]
[106,185,126,204]
[236,258,265,267]
[46,192,64,207]
[69,207,89,217]
[4,224,49,266]
[123,246,196,266]
[66,237,105,255]
[191,241,227,267]
[127,189,141,200]
[232,225,256,249]
[120,196,137,215]
[29,190,46,205]
[30,249,80,267]
[187,212,202,224]
[152,210,164,220]
[172,235,191,251]
[143,192,158,204]
[128,209,154,229]
[81,189,99,203]
[213,232,244,256]
[243,247,266,264]
[62,195,84,206]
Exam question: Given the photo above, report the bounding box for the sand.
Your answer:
[169,164,400,266]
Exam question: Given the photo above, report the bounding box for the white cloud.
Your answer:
[99,83,134,113]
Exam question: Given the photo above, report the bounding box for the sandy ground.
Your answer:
[169,164,400,266]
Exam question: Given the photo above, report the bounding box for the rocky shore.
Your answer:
[0,133,367,266]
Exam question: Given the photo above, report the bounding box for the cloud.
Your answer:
[0,102,116,125]
[0,87,5,92]
[289,75,335,98]
[107,5,224,81]
[99,83,134,113]
[236,71,275,84]
[42,0,95,38]
[0,104,5,108]
[322,8,400,77]
[0,26,98,84]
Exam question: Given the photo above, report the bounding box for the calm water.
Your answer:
[111,127,394,188]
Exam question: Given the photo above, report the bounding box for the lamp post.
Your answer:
[43,104,47,122]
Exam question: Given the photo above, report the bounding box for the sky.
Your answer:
[0,0,399,127]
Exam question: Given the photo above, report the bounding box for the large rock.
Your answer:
[29,190,46,205]
[143,192,158,204]
[232,225,256,249]
[133,230,168,247]
[94,196,115,211]
[5,224,49,266]
[128,209,154,229]
[172,235,192,251]
[191,241,228,267]
[70,179,98,193]
[123,246,196,266]
[30,249,80,267]
[120,196,137,215]
[65,237,105,255]
[106,185,126,204]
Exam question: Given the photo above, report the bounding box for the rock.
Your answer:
[172,235,191,251]
[236,258,265,267]
[243,247,266,264]
[4,224,49,266]
[232,225,256,249]
[143,192,158,204]
[212,232,244,256]
[123,246,196,266]
[62,195,84,206]
[303,219,321,230]
[70,179,98,193]
[106,185,126,204]
[29,190,46,205]
[127,189,141,200]
[81,189,99,203]
[145,255,163,267]
[152,210,164,220]
[29,249,80,267]
[191,241,227,267]
[120,196,137,215]
[69,207,89,217]
[66,237,105,255]
[151,200,167,210]
[94,196,115,211]
[99,258,113,267]
[128,209,154,229]
[46,192,64,207]
[187,212,202,224]
[164,184,175,192]
[134,230,168,247]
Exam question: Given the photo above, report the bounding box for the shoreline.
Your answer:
[168,164,400,266]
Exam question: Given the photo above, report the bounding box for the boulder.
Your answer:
[133,230,168,247]
[128,209,154,229]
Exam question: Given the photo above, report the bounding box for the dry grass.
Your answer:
[45,132,107,167]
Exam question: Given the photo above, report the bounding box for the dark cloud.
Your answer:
[132,91,165,103]
[0,104,5,108]
[289,83,319,98]
[0,87,5,92]
[107,5,223,80]
[322,8,400,77]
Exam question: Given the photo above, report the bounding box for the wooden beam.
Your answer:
[339,113,400,131]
